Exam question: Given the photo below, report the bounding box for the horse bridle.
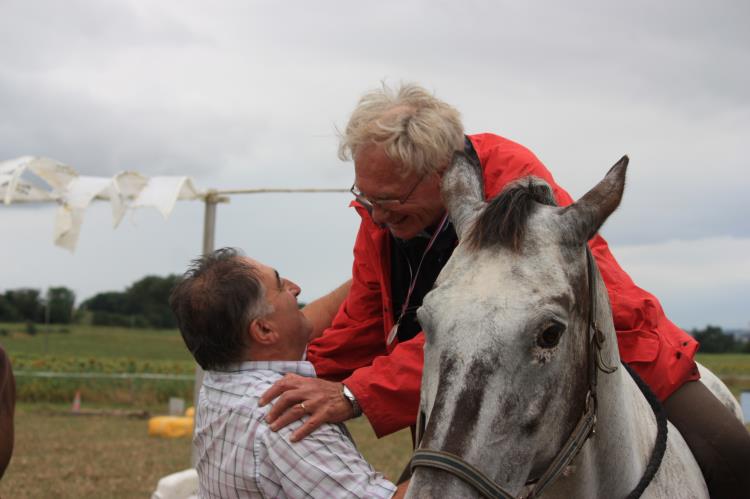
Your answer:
[410,248,620,499]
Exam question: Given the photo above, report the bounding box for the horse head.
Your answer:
[407,154,628,498]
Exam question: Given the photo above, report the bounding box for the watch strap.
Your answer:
[342,384,362,418]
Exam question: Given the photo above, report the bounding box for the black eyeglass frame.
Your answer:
[350,175,425,212]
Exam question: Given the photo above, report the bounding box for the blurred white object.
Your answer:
[0,156,203,251]
[741,391,750,424]
[169,397,186,416]
[151,468,198,499]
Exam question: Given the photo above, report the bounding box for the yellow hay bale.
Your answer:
[148,416,194,439]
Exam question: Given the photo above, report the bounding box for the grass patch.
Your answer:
[696,353,750,396]
[2,323,196,405]
[696,353,750,376]
[15,375,194,406]
[0,403,411,498]
[1,323,192,361]
[346,418,413,483]
[0,403,192,499]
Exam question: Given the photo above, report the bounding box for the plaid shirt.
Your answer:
[195,360,396,498]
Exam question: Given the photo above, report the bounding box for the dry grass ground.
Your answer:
[3,398,742,499]
[346,418,413,482]
[1,404,192,499]
[0,404,412,498]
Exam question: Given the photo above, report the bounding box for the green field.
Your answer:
[3,323,195,406]
[694,353,750,375]
[1,324,748,497]
[1,323,192,361]
[692,353,750,396]
[4,323,750,404]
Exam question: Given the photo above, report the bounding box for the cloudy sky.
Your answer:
[1,0,748,330]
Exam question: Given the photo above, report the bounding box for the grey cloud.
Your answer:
[248,1,750,116]
[0,0,204,71]
[0,74,269,179]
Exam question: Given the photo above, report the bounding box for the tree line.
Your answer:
[1,281,748,343]
[0,274,179,329]
[0,287,76,324]
[691,325,750,354]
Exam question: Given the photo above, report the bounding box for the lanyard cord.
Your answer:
[387,212,450,346]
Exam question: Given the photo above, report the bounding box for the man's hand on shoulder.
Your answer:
[259,374,356,442]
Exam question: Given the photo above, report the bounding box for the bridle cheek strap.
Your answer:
[410,449,518,499]
[525,392,597,498]
[410,395,597,499]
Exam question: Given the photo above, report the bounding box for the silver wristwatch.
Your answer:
[342,384,363,418]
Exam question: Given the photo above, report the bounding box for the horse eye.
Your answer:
[537,322,565,348]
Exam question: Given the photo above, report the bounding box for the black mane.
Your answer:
[466,177,558,252]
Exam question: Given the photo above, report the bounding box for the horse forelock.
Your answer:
[466,176,557,252]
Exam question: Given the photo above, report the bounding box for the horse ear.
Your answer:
[441,151,486,240]
[560,155,628,244]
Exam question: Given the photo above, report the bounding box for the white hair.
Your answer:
[339,82,465,176]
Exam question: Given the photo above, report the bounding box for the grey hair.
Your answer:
[338,82,465,177]
[247,289,274,324]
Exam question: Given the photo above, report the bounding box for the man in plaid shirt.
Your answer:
[170,248,406,498]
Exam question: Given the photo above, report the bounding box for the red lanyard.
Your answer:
[386,212,450,346]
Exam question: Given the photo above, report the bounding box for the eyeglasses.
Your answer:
[350,175,425,212]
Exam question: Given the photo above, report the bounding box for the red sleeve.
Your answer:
[307,221,388,382]
[344,336,424,438]
[307,213,423,437]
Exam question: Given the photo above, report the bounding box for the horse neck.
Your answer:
[577,279,659,496]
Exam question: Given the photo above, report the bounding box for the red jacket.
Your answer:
[307,133,699,438]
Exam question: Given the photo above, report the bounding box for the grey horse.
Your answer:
[407,155,741,498]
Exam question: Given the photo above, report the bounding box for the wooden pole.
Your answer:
[191,190,226,466]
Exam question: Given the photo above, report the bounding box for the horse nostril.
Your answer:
[537,322,565,348]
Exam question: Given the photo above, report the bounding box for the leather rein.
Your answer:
[410,248,664,498]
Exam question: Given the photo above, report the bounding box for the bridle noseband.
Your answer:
[410,248,620,499]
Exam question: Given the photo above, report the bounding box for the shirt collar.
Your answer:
[215,360,317,378]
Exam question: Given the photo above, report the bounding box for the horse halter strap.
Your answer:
[410,248,617,499]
